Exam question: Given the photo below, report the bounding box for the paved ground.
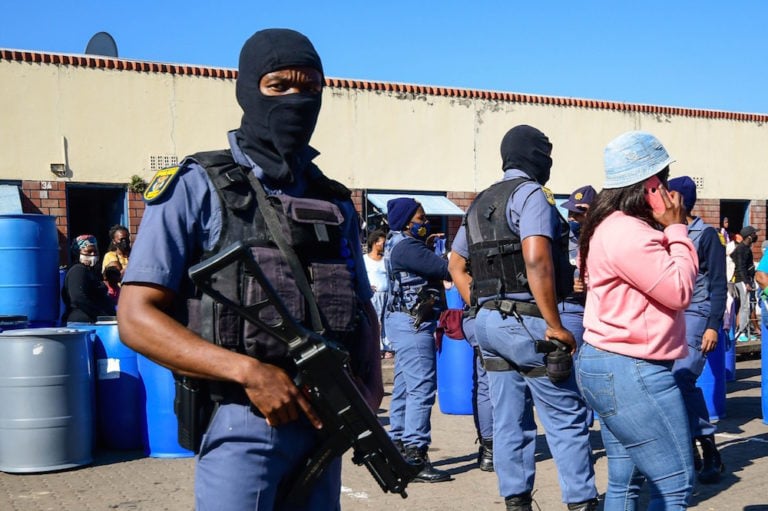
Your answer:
[1,357,766,511]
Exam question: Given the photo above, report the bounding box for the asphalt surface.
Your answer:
[1,356,767,511]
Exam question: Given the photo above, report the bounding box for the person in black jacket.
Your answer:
[61,234,115,323]
[731,225,758,340]
[668,177,727,484]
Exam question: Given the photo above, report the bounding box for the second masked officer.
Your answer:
[384,197,453,483]
[449,125,597,511]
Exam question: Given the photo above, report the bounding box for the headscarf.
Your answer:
[70,234,98,268]
[500,125,553,185]
[235,28,324,184]
[74,234,97,251]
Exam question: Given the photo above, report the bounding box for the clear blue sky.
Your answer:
[3,1,767,113]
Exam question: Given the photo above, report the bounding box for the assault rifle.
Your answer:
[188,241,420,504]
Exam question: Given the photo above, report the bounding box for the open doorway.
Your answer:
[719,200,750,239]
[66,185,127,264]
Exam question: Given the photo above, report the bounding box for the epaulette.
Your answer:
[144,165,183,203]
[540,186,556,206]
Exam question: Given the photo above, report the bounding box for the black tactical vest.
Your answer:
[465,177,573,305]
[182,150,359,366]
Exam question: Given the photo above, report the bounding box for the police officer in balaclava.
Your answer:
[449,125,598,511]
[119,29,383,511]
[235,29,324,186]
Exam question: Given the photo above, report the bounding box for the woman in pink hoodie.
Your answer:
[576,131,698,511]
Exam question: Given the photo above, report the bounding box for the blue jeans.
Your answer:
[475,308,596,504]
[559,300,595,428]
[371,290,392,352]
[672,311,716,437]
[577,343,694,511]
[195,402,341,511]
[385,311,437,448]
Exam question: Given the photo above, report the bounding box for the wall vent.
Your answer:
[149,154,179,171]
[692,176,704,190]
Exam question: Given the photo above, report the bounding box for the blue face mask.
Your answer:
[409,222,430,240]
[569,221,581,238]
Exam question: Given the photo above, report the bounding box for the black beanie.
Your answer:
[387,198,421,231]
[500,125,553,185]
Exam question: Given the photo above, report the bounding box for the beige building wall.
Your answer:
[1,55,767,200]
[0,59,238,185]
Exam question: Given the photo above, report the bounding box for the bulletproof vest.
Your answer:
[465,177,573,304]
[385,231,424,312]
[183,150,358,365]
[688,216,712,305]
[384,231,444,313]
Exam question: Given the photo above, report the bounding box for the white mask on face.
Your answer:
[79,254,98,267]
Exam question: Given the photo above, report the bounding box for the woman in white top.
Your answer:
[364,229,393,357]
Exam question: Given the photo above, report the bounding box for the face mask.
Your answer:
[80,254,98,267]
[569,221,581,238]
[409,222,430,240]
[116,239,131,252]
[263,93,322,158]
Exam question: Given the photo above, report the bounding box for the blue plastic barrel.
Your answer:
[762,320,767,425]
[59,268,66,326]
[0,214,60,327]
[69,320,143,450]
[724,323,736,382]
[136,354,193,458]
[436,287,474,415]
[0,327,94,473]
[695,329,727,420]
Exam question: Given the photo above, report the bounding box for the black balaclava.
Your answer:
[500,125,553,185]
[235,29,324,183]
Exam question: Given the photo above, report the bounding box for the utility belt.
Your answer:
[482,354,547,378]
[480,299,542,319]
[390,288,443,328]
[474,301,572,383]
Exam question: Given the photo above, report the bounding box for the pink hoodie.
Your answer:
[583,212,698,360]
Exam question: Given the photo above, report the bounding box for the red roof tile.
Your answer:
[2,48,766,122]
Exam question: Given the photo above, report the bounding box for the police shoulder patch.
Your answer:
[541,186,556,205]
[144,166,180,203]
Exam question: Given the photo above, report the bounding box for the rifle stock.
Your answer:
[188,241,420,504]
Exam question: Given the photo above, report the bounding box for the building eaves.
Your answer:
[2,48,766,123]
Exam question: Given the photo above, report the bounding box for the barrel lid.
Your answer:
[0,327,92,337]
[0,315,28,325]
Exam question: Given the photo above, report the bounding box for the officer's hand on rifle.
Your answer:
[544,325,577,354]
[241,359,323,429]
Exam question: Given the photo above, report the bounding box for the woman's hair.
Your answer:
[107,224,129,251]
[578,167,669,280]
[366,229,387,252]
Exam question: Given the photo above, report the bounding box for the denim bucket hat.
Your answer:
[603,131,674,189]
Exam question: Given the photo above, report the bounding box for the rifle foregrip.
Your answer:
[189,241,247,286]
